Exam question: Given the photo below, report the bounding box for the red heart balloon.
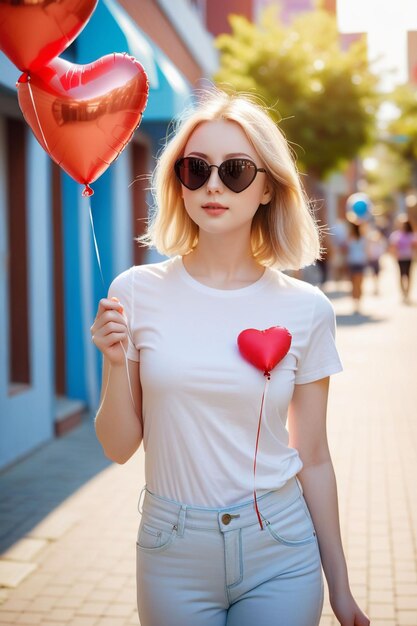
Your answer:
[17,54,149,191]
[0,0,98,73]
[237,327,292,375]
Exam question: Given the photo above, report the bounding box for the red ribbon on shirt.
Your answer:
[237,327,292,530]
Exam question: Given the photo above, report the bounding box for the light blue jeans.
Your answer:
[136,478,324,626]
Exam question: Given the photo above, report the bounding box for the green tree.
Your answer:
[214,6,378,180]
[362,143,411,202]
[386,84,417,186]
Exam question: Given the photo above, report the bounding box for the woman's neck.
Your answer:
[182,236,264,289]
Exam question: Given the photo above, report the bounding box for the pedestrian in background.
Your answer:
[346,222,368,314]
[389,217,417,304]
[91,90,369,626]
[316,229,333,287]
[366,226,387,296]
[331,218,349,283]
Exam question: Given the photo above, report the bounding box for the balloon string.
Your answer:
[27,81,51,155]
[119,331,139,415]
[254,375,270,530]
[88,200,105,286]
[96,342,138,419]
[96,319,138,418]
[87,199,137,415]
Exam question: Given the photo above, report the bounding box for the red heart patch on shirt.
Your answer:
[237,326,292,376]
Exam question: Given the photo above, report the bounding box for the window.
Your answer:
[51,162,66,396]
[6,117,30,392]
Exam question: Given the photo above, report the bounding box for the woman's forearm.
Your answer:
[297,460,350,598]
[95,358,143,464]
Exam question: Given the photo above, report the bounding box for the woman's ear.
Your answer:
[261,180,273,205]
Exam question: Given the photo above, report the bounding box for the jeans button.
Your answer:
[221,513,232,525]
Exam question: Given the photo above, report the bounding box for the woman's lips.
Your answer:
[202,203,228,216]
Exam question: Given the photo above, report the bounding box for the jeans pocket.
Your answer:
[263,496,316,547]
[136,520,177,553]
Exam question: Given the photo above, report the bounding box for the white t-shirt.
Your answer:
[109,256,343,507]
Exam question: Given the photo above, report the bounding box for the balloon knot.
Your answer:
[17,72,30,84]
[264,371,271,379]
[82,184,94,197]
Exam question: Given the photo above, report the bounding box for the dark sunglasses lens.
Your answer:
[220,159,257,192]
[176,158,210,190]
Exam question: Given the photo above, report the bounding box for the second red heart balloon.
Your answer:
[17,53,149,193]
[0,0,98,73]
[237,326,292,376]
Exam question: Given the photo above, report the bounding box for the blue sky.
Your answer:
[337,0,417,88]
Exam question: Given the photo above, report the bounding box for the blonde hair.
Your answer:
[140,89,321,270]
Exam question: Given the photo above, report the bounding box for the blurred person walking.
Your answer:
[346,222,367,314]
[315,230,333,287]
[388,218,417,304]
[331,219,349,283]
[366,226,387,296]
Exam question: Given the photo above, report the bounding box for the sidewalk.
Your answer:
[0,254,416,626]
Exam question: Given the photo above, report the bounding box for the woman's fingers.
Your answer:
[97,331,127,346]
[96,321,126,335]
[92,300,126,333]
[91,298,129,364]
[91,322,127,340]
[96,297,124,318]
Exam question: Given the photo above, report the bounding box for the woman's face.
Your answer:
[180,120,271,239]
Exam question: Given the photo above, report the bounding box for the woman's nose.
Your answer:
[206,166,223,193]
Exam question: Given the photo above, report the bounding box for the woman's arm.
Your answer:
[288,377,370,626]
[92,298,143,464]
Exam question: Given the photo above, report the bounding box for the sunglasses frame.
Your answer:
[174,157,267,193]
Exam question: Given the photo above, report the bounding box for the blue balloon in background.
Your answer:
[346,193,371,220]
[351,199,368,217]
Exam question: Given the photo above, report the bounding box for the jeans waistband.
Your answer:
[139,478,302,535]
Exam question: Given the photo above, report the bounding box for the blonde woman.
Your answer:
[91,91,369,626]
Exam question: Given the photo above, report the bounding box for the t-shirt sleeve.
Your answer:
[295,288,343,384]
[108,267,139,362]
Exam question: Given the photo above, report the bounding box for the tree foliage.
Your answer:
[387,84,417,164]
[363,144,411,202]
[214,6,378,180]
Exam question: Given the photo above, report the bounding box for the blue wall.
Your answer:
[0,132,54,469]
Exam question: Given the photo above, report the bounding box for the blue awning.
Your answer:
[76,0,192,121]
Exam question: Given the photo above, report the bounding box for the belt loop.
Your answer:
[176,505,187,537]
[137,485,146,516]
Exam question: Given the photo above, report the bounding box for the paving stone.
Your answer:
[15,613,45,625]
[29,512,81,542]
[369,603,396,619]
[0,561,37,588]
[1,539,48,563]
[0,612,19,624]
[0,597,31,612]
[77,603,109,617]
[105,603,134,618]
[396,596,417,610]
[397,611,417,625]
[27,596,56,612]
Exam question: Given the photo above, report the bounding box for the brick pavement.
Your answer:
[0,253,416,626]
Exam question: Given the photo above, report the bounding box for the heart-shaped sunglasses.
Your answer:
[174,157,267,193]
